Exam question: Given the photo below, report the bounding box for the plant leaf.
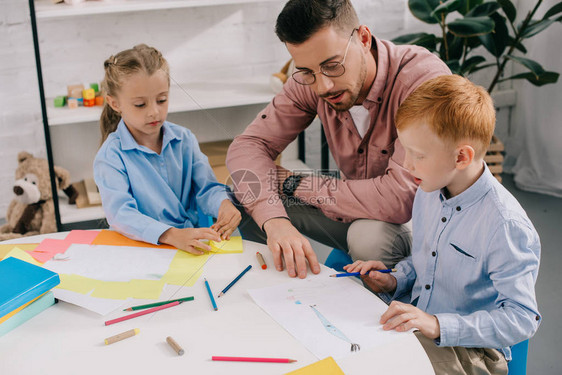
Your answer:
[521,18,557,38]
[392,32,437,50]
[507,36,527,53]
[468,62,497,74]
[479,13,508,57]
[438,32,463,60]
[466,2,500,17]
[543,2,562,19]
[409,0,442,24]
[507,55,546,77]
[497,0,516,23]
[500,71,559,86]
[446,59,461,74]
[431,0,462,18]
[460,55,486,74]
[448,16,495,37]
[457,0,484,16]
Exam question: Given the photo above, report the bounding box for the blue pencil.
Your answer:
[329,268,397,278]
[204,278,218,311]
[217,265,252,298]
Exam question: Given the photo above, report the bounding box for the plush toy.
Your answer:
[0,152,78,240]
[270,59,295,94]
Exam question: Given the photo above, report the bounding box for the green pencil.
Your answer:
[124,296,195,311]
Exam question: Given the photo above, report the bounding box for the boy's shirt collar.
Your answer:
[117,119,181,153]
[439,162,495,209]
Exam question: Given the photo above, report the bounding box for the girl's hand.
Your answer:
[159,227,220,255]
[211,199,241,240]
[380,301,441,339]
[344,260,397,294]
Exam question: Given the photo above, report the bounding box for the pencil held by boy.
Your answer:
[345,75,541,374]
[93,44,241,254]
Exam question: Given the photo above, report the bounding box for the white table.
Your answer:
[0,233,434,374]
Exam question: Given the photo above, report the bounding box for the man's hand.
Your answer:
[263,218,320,278]
[211,199,242,240]
[159,227,220,255]
[380,301,441,339]
[344,260,397,294]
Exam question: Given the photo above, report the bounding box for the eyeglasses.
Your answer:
[292,28,357,86]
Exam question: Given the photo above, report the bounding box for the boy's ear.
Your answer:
[105,95,120,113]
[455,144,475,170]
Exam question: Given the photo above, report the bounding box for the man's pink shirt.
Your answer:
[226,38,451,228]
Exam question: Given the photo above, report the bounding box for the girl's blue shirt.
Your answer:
[94,120,229,244]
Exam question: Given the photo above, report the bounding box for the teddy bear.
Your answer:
[0,151,78,240]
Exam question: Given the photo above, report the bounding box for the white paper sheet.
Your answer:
[43,244,176,282]
[248,274,405,360]
[52,289,129,316]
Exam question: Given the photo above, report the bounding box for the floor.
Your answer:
[308,173,562,374]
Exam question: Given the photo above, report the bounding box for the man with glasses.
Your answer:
[226,0,450,279]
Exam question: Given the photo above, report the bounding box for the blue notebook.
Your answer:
[0,257,60,318]
[0,291,56,337]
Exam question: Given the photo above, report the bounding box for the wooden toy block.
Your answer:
[82,88,95,100]
[67,84,84,98]
[95,96,104,106]
[83,98,95,107]
[77,98,83,106]
[90,83,99,92]
[68,98,78,109]
[53,96,66,107]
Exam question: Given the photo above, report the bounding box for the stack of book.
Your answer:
[0,257,60,337]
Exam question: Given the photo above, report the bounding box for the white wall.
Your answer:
[0,0,407,220]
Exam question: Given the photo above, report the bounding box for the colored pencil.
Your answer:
[204,278,218,311]
[166,336,185,356]
[329,268,397,277]
[104,328,140,345]
[212,356,296,363]
[256,251,267,270]
[105,301,180,326]
[123,296,194,311]
[217,265,252,298]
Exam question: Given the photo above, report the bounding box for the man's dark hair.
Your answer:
[275,0,359,44]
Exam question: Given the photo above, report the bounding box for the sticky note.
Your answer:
[285,357,344,375]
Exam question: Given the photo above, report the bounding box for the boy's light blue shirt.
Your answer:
[389,164,541,360]
[93,120,229,244]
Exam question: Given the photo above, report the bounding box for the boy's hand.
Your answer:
[344,260,397,294]
[159,227,220,255]
[380,301,441,339]
[211,199,241,240]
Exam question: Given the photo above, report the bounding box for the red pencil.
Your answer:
[105,301,180,326]
[212,356,296,363]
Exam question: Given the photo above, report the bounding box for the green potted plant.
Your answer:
[393,0,562,93]
[392,0,562,181]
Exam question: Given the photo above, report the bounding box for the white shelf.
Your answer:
[47,76,275,126]
[58,194,106,224]
[35,0,281,19]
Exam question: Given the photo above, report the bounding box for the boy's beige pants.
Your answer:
[415,331,508,375]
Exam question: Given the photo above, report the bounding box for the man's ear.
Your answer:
[455,144,475,170]
[357,25,372,50]
[105,95,120,113]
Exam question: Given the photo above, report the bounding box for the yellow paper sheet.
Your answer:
[0,244,38,260]
[1,246,42,266]
[58,274,166,300]
[209,236,243,253]
[285,357,344,375]
[160,251,211,286]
